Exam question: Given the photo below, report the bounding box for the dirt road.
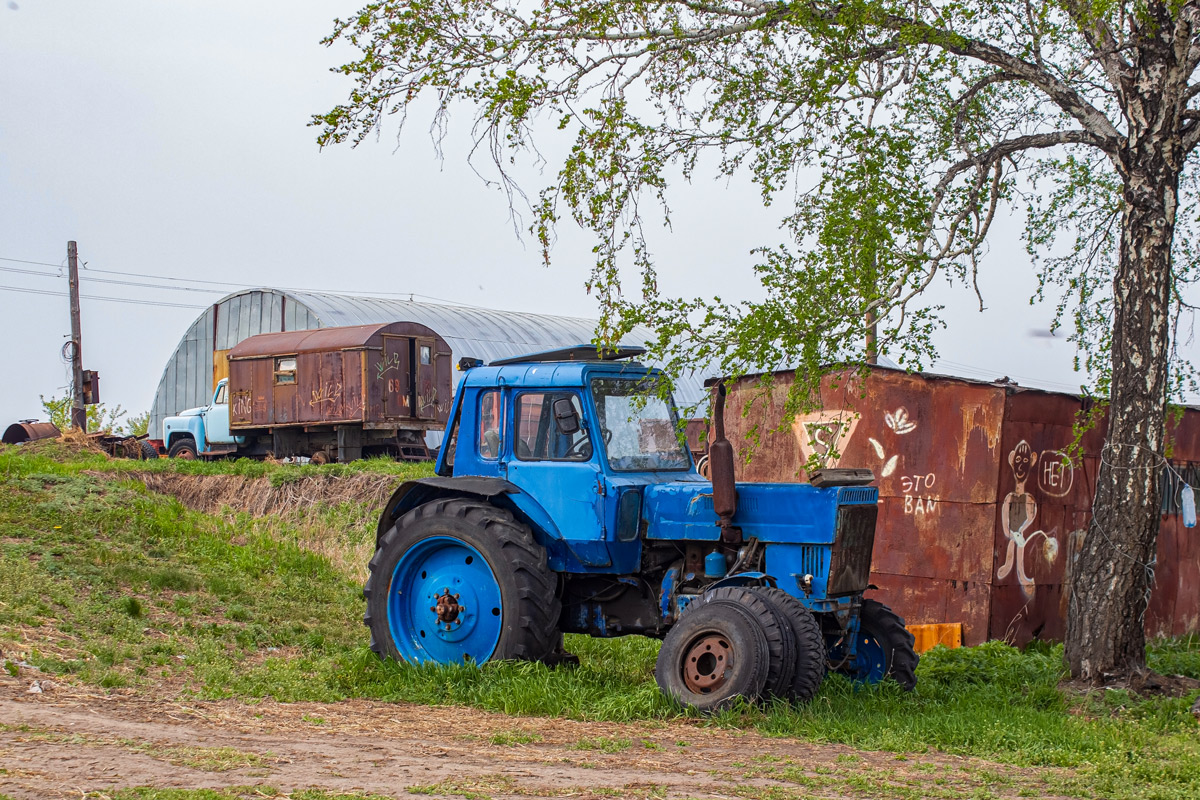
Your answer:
[0,672,1058,800]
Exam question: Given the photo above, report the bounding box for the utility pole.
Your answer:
[67,240,86,432]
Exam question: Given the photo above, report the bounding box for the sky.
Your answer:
[0,1,1105,432]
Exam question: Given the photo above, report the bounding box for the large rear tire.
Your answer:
[655,599,770,713]
[363,498,560,665]
[828,599,918,690]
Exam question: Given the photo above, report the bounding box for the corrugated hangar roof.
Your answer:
[149,288,711,440]
[286,291,653,368]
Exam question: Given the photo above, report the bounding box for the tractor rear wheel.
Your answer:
[364,498,560,665]
[828,599,918,690]
[758,587,826,702]
[690,586,796,699]
[655,599,770,713]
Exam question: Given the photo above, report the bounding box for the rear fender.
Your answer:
[375,476,565,551]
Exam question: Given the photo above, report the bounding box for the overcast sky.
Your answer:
[0,1,1122,433]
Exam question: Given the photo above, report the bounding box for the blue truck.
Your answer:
[366,346,916,709]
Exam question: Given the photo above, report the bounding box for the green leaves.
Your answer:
[314,0,1198,422]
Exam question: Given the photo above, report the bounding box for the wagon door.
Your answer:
[415,337,441,420]
[380,335,412,420]
[272,355,299,424]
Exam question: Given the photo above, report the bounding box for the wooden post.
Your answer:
[67,241,86,432]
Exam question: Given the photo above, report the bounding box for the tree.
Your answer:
[315,1,1200,681]
[40,393,130,435]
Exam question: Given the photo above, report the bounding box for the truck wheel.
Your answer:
[167,438,197,460]
[828,599,918,690]
[363,498,560,665]
[139,440,159,460]
[655,599,770,713]
[691,586,796,699]
[758,587,826,703]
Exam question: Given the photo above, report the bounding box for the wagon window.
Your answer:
[420,345,432,366]
[478,390,502,460]
[274,357,297,385]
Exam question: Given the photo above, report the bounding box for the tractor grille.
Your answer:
[826,504,878,596]
[797,545,826,578]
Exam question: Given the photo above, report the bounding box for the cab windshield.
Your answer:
[590,377,690,472]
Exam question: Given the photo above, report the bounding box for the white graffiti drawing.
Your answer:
[1036,449,1076,497]
[885,407,918,435]
[868,437,899,477]
[997,440,1057,598]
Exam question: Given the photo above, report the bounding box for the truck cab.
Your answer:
[161,379,238,459]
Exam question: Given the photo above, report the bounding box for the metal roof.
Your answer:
[227,321,437,359]
[280,291,708,405]
[149,289,713,439]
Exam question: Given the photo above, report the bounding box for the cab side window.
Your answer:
[515,392,591,461]
[477,390,502,460]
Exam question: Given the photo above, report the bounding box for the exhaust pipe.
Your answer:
[710,381,741,544]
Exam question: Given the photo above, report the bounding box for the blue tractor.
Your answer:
[365,347,917,710]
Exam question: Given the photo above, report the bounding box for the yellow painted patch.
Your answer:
[907,623,962,653]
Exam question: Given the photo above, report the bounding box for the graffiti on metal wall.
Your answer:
[310,381,341,407]
[377,352,403,380]
[792,411,861,468]
[997,440,1066,597]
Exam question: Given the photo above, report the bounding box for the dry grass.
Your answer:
[123,471,397,581]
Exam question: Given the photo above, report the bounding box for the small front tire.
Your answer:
[167,438,197,460]
[656,599,770,713]
[828,599,918,690]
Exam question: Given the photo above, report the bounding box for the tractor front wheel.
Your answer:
[364,498,560,665]
[655,599,770,713]
[759,587,827,702]
[828,599,918,690]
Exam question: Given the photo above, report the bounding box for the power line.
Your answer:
[0,284,207,309]
[0,265,227,294]
[0,255,63,268]
[0,253,493,307]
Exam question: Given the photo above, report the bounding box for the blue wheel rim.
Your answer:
[828,630,887,684]
[386,536,503,665]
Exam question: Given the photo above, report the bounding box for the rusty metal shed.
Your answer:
[723,366,1200,646]
[149,289,693,440]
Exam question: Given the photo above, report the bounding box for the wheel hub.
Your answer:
[682,634,732,693]
[432,588,465,626]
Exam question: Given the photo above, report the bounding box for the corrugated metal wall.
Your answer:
[150,290,319,437]
[723,366,1200,646]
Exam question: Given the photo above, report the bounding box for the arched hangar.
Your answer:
[149,289,699,445]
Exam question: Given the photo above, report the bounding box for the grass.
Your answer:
[2,443,1199,800]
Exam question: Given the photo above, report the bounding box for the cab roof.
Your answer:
[459,359,658,391]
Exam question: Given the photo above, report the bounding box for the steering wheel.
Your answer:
[564,435,592,460]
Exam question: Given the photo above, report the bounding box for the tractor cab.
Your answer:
[431,346,702,573]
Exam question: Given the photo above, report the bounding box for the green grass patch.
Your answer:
[2,444,1199,800]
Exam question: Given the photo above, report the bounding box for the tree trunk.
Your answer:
[1064,141,1179,680]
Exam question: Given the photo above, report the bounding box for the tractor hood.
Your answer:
[642,481,877,545]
